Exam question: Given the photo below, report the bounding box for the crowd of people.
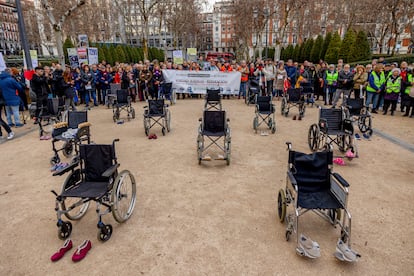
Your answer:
[0,55,413,141]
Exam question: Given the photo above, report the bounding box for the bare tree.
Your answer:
[41,0,86,65]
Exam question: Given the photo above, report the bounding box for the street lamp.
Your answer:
[15,0,32,69]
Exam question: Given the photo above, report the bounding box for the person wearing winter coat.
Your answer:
[0,68,24,127]
[81,65,98,108]
[0,87,14,139]
[332,64,354,108]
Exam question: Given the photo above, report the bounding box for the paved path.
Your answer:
[373,128,414,153]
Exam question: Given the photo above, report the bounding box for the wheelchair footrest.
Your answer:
[297,234,321,258]
[334,239,360,262]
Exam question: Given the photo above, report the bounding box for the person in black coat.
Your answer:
[30,67,51,122]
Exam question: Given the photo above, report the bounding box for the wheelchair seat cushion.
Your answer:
[298,190,343,209]
[60,181,110,198]
[287,88,302,102]
[203,110,226,136]
[80,144,114,182]
[257,102,273,113]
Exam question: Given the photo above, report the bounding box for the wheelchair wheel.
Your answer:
[162,127,166,136]
[278,189,286,223]
[143,118,149,136]
[271,123,276,134]
[281,98,288,116]
[197,134,204,165]
[299,104,306,117]
[98,224,113,242]
[62,141,74,158]
[131,107,136,119]
[50,155,60,166]
[58,221,72,240]
[225,141,231,166]
[166,110,171,132]
[253,117,258,133]
[171,90,177,105]
[339,135,353,152]
[358,113,372,133]
[112,170,137,223]
[308,124,320,152]
[61,170,90,220]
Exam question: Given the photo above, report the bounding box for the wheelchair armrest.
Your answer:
[52,162,79,176]
[102,163,120,178]
[332,172,349,187]
[286,142,292,151]
[287,171,298,191]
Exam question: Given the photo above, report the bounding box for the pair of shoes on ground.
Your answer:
[345,150,355,159]
[40,135,52,140]
[292,115,302,120]
[50,162,69,172]
[354,133,361,140]
[148,134,157,139]
[362,133,371,140]
[297,234,320,258]
[333,157,346,166]
[50,239,92,262]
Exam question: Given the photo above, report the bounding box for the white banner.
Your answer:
[0,52,6,72]
[88,47,99,65]
[162,70,241,95]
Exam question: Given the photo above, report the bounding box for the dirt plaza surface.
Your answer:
[0,98,413,275]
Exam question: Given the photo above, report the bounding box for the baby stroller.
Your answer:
[51,139,136,242]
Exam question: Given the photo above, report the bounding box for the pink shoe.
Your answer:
[345,150,355,158]
[72,240,92,262]
[333,157,345,166]
[50,239,73,262]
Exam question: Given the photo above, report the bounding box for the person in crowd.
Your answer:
[0,86,14,139]
[315,63,326,101]
[262,59,276,96]
[10,67,28,112]
[366,64,385,113]
[285,59,297,86]
[379,63,393,110]
[238,60,249,99]
[0,68,24,127]
[332,64,354,107]
[150,64,163,99]
[383,68,402,116]
[91,64,102,104]
[99,65,113,105]
[81,65,98,108]
[274,61,287,98]
[208,59,219,71]
[51,64,65,98]
[352,65,368,99]
[114,66,123,84]
[31,66,51,123]
[140,64,153,100]
[221,61,233,99]
[126,65,137,102]
[62,66,76,111]
[72,67,82,105]
[401,69,414,117]
[399,61,409,112]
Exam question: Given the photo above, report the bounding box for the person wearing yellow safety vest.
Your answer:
[401,70,414,117]
[365,64,385,113]
[323,64,338,105]
[383,68,402,116]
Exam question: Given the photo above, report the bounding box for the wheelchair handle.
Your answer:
[286,142,292,150]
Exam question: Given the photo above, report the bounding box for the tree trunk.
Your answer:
[143,20,149,61]
[55,29,65,65]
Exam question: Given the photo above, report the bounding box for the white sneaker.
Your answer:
[297,234,320,258]
[7,132,14,140]
[335,239,358,262]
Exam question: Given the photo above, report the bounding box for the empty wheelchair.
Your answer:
[112,89,135,122]
[38,98,64,137]
[143,99,171,136]
[246,78,260,105]
[308,107,358,158]
[51,139,136,242]
[281,88,306,119]
[159,82,176,105]
[277,142,360,262]
[343,97,373,136]
[197,110,231,165]
[253,95,276,134]
[204,88,222,110]
[106,83,121,108]
[50,111,91,165]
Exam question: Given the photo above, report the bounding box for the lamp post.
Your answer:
[15,0,32,69]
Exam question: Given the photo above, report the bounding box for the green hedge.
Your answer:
[348,54,414,66]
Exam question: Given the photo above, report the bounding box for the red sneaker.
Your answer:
[72,240,92,262]
[50,239,73,262]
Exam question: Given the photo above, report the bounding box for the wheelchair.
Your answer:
[38,98,65,137]
[197,110,231,165]
[245,78,260,105]
[253,95,276,134]
[106,83,121,108]
[112,89,136,122]
[281,88,306,119]
[50,111,91,165]
[159,82,176,105]
[308,107,358,158]
[51,139,136,242]
[343,97,373,136]
[143,99,171,136]
[277,142,360,262]
[204,88,222,110]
